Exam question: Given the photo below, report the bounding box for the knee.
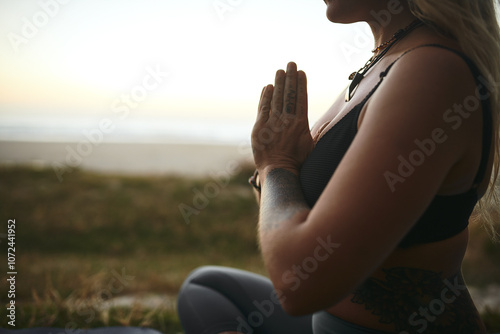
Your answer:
[178,265,227,297]
[181,265,225,287]
[177,266,230,316]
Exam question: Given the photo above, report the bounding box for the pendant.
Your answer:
[345,72,364,102]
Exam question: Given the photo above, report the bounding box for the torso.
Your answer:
[308,27,492,333]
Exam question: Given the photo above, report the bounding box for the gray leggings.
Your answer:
[177,266,313,334]
[177,266,388,334]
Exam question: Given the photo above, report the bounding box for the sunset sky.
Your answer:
[0,0,373,137]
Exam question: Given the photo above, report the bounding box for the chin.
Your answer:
[325,0,364,24]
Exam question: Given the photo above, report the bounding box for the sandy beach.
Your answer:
[0,140,254,177]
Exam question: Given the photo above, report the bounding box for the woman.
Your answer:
[177,0,500,333]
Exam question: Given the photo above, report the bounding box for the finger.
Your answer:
[271,69,286,116]
[259,85,266,100]
[258,85,267,111]
[296,70,308,118]
[283,62,298,115]
[257,85,274,122]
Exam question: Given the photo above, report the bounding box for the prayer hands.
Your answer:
[251,62,314,176]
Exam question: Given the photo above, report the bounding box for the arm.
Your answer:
[252,50,478,315]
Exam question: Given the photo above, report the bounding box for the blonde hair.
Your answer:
[409,0,500,240]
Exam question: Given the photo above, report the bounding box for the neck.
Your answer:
[367,1,417,51]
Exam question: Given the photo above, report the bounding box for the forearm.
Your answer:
[258,167,311,275]
[259,167,310,232]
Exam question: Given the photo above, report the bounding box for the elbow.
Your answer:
[271,263,356,316]
[270,283,311,316]
[279,296,315,317]
[277,288,345,317]
[266,236,348,316]
[273,280,347,317]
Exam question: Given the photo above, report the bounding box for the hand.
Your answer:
[251,62,314,178]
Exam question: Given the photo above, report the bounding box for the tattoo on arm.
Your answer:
[259,168,310,232]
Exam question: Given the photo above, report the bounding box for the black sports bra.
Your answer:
[299,44,493,248]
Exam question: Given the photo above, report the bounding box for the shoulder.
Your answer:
[380,45,477,101]
[364,45,480,134]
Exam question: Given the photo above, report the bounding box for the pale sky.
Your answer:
[0,0,373,127]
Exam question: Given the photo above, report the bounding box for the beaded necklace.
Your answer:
[345,20,423,102]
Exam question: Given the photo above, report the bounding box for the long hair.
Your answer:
[409,0,500,239]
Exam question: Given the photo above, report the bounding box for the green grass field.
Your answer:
[1,166,499,332]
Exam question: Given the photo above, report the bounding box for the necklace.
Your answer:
[372,33,398,53]
[345,20,423,102]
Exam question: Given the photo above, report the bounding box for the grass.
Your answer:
[0,165,499,332]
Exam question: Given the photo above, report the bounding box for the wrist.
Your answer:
[258,165,300,187]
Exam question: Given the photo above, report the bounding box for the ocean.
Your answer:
[0,115,254,145]
[0,116,255,177]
